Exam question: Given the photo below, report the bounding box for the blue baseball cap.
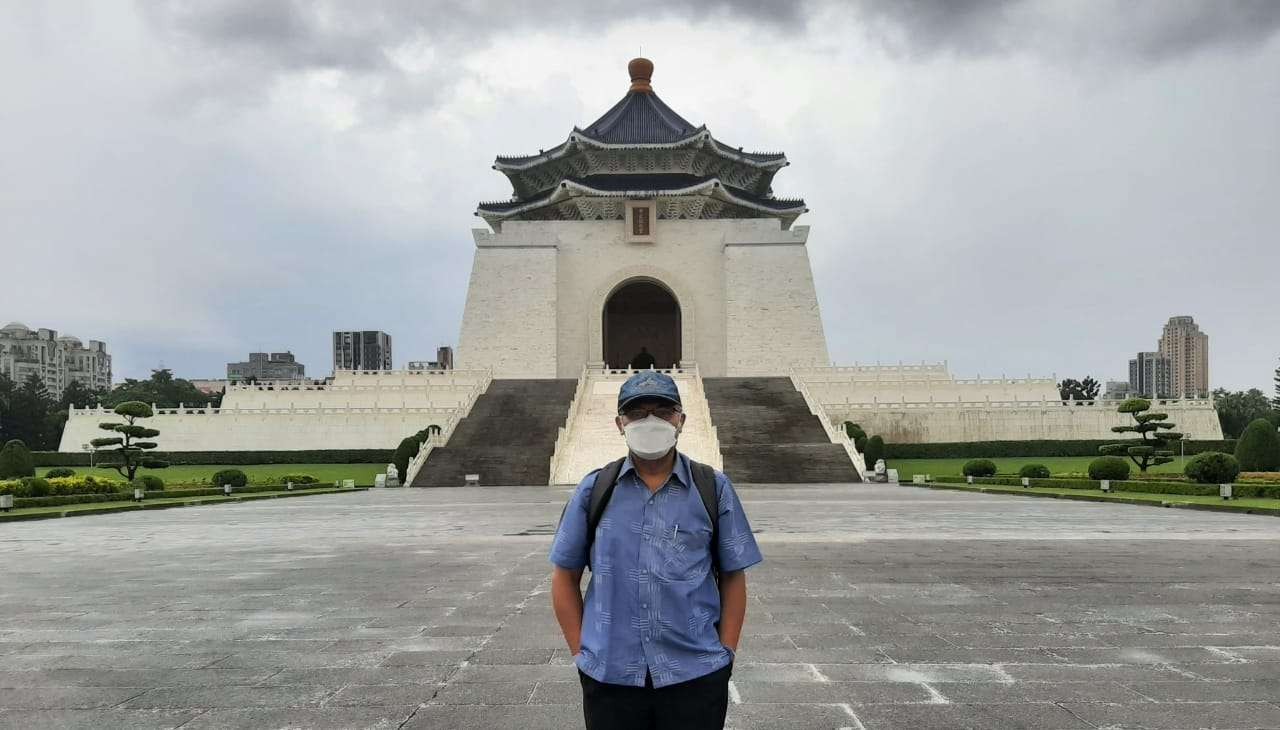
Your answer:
[617,371,682,411]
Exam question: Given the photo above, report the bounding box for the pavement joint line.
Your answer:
[1157,662,1210,680]
[806,663,830,683]
[727,680,741,704]
[834,703,866,729]
[1204,646,1247,662]
[919,682,950,704]
[1054,700,1100,728]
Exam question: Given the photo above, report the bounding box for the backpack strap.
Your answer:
[689,460,721,577]
[583,457,626,568]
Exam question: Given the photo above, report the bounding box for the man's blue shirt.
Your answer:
[548,452,763,688]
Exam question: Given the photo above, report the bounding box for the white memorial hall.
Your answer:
[61,59,1221,485]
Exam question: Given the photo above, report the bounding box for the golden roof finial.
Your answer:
[628,57,654,93]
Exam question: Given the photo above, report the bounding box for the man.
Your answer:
[549,370,763,730]
[629,346,657,370]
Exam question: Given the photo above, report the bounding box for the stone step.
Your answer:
[411,379,577,487]
[719,444,861,484]
[703,376,861,484]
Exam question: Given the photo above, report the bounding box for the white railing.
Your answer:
[548,364,592,485]
[70,405,464,417]
[789,369,867,480]
[827,397,1216,411]
[683,364,724,471]
[402,368,494,487]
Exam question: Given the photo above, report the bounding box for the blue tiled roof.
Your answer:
[580,91,698,144]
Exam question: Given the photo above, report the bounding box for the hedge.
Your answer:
[935,475,1280,500]
[32,449,396,467]
[13,482,343,508]
[883,439,1236,459]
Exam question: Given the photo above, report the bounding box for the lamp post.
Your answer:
[82,443,95,469]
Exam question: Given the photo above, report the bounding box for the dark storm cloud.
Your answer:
[849,0,1280,61]
[146,0,807,74]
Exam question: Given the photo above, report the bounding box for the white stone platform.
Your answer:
[549,368,722,485]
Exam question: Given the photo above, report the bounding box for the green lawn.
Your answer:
[888,456,1188,479]
[80,463,381,486]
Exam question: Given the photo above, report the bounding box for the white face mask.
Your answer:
[623,415,680,460]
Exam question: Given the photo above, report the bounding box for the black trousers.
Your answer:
[579,663,732,730]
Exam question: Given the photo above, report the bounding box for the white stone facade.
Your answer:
[455,218,831,379]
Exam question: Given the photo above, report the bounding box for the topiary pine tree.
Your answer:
[1235,418,1280,472]
[90,401,169,482]
[1099,398,1183,472]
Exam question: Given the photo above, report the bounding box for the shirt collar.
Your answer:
[619,450,691,490]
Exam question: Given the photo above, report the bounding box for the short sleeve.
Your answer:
[714,472,763,573]
[548,472,595,570]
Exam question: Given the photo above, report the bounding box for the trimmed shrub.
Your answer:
[211,469,247,488]
[1088,456,1131,481]
[1235,419,1280,472]
[843,422,867,442]
[962,459,998,477]
[24,477,51,497]
[133,474,165,491]
[0,440,36,478]
[864,435,886,467]
[1019,464,1051,479]
[45,467,76,478]
[393,437,420,486]
[1184,452,1241,485]
[278,474,318,484]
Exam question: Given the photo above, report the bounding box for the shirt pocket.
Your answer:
[660,522,712,583]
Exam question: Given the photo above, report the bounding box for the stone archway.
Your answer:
[602,279,682,369]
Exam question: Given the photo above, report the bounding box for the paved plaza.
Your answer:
[1,484,1279,729]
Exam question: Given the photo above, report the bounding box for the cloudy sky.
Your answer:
[3,1,1277,391]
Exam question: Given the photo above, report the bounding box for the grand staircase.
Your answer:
[702,377,862,483]
[409,379,577,487]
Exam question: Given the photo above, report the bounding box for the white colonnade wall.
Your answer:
[58,370,492,452]
[795,365,1224,443]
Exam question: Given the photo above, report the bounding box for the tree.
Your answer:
[1212,388,1273,439]
[91,401,169,482]
[1235,418,1280,472]
[102,369,219,409]
[393,437,420,486]
[0,373,14,444]
[1058,377,1101,402]
[1099,398,1182,472]
[864,435,886,467]
[0,439,35,478]
[1274,357,1280,410]
[59,380,105,410]
[4,374,57,450]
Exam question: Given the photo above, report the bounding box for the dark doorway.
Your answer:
[603,280,681,369]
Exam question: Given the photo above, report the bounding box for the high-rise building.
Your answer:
[408,346,454,372]
[227,352,305,381]
[0,322,111,395]
[333,331,392,372]
[1158,315,1209,397]
[1129,351,1172,399]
